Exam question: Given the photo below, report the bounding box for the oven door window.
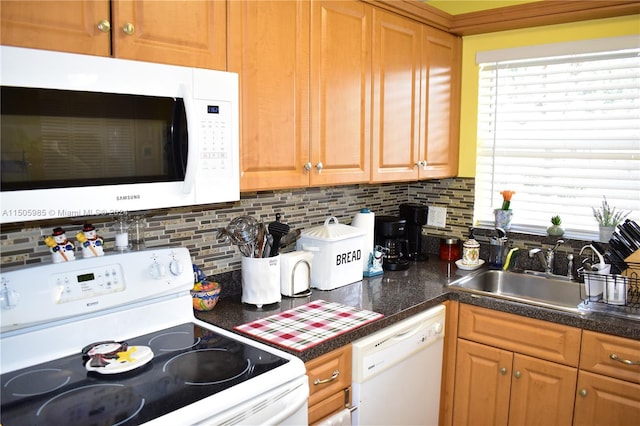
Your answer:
[0,86,187,191]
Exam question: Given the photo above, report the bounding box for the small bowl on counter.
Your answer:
[191,281,221,311]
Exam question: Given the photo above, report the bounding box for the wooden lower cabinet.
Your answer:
[453,339,577,426]
[573,371,640,426]
[448,305,640,426]
[452,304,580,426]
[305,345,352,425]
[574,330,640,425]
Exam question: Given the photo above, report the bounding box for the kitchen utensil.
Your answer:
[279,229,301,250]
[255,222,266,258]
[268,213,290,257]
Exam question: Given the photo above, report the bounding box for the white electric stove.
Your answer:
[0,247,308,425]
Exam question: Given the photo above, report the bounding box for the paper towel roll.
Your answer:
[352,208,375,273]
[317,408,351,426]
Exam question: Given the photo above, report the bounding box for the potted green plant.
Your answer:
[592,196,629,242]
[547,215,564,236]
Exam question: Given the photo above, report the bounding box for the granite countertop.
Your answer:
[196,258,640,362]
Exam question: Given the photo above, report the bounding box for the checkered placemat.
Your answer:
[234,300,383,352]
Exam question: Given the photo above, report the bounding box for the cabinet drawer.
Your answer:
[458,304,581,366]
[580,330,640,384]
[309,387,351,425]
[306,345,352,407]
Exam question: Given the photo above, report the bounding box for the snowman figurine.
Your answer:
[44,227,76,263]
[76,223,104,258]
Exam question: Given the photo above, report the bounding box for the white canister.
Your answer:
[351,208,375,274]
[462,239,480,265]
[241,255,281,308]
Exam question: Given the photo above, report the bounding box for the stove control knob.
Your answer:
[149,262,167,280]
[0,282,20,310]
[169,259,184,276]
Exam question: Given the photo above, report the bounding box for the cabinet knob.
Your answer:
[303,162,312,171]
[499,367,507,375]
[123,22,135,36]
[316,162,323,174]
[514,370,521,379]
[579,389,588,397]
[97,20,111,33]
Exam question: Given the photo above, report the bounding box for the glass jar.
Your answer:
[439,237,460,262]
[129,215,147,251]
[112,214,131,251]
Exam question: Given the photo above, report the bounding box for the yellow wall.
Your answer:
[458,15,640,177]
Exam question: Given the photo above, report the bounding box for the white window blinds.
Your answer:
[474,38,640,239]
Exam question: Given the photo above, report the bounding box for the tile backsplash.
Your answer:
[0,178,475,276]
[1,177,591,280]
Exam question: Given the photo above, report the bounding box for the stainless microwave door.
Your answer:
[1,87,187,191]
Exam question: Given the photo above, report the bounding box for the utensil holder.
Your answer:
[241,255,281,308]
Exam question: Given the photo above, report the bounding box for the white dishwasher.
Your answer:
[352,304,445,426]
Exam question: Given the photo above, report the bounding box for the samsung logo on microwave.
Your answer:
[117,194,141,201]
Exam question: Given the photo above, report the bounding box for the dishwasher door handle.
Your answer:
[314,369,339,385]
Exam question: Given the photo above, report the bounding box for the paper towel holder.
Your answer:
[288,259,312,298]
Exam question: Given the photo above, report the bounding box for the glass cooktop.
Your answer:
[0,323,288,425]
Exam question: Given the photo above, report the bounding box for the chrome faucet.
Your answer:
[528,239,564,274]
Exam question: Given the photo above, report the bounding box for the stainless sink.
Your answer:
[448,269,586,314]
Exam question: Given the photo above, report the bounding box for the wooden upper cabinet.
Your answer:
[310,0,371,186]
[371,9,422,182]
[0,0,226,69]
[229,0,310,191]
[0,0,111,56]
[420,26,461,179]
[112,0,226,69]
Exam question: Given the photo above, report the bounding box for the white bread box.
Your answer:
[296,217,366,290]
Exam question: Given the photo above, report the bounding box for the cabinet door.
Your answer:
[453,339,512,426]
[420,26,461,178]
[509,354,577,426]
[573,371,640,426]
[112,0,226,69]
[229,0,310,191]
[0,0,110,56]
[310,0,371,186]
[370,9,422,182]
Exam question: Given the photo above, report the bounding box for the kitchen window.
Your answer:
[474,35,640,239]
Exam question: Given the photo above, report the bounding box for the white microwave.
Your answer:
[0,46,239,224]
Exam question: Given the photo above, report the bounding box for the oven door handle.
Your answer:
[181,83,198,195]
[267,380,309,425]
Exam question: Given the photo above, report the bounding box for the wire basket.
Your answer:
[578,263,640,319]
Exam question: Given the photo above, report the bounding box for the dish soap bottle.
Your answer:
[462,228,480,266]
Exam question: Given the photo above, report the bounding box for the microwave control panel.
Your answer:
[198,100,233,177]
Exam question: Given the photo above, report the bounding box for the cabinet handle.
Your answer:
[579,389,588,397]
[123,22,135,36]
[303,162,312,172]
[499,367,507,375]
[313,369,339,385]
[514,370,521,379]
[610,353,640,366]
[315,162,323,174]
[97,20,111,33]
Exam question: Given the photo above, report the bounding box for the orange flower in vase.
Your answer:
[500,190,515,210]
[495,190,515,230]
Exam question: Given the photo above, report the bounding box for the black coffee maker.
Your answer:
[374,216,410,271]
[399,203,429,261]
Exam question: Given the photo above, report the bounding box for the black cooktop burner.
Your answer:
[0,323,288,425]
